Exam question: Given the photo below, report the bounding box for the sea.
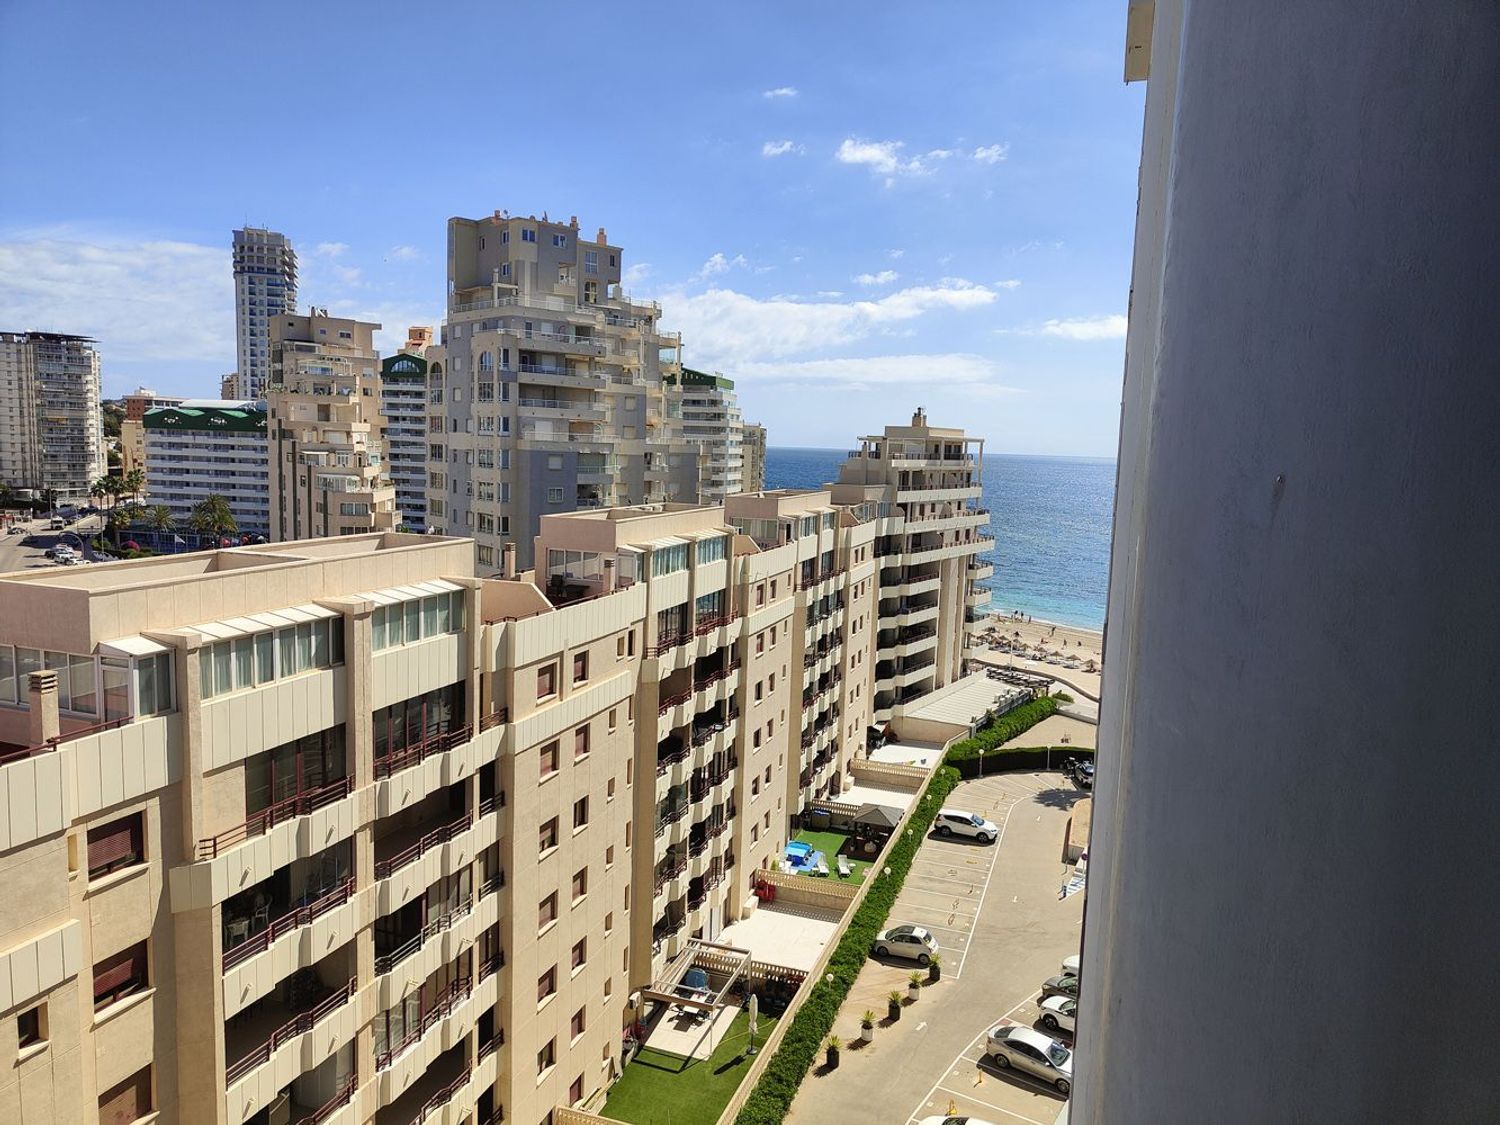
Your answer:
[765,448,1115,631]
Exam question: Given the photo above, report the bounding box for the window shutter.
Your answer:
[94,943,146,1007]
[87,815,142,877]
[98,1065,151,1125]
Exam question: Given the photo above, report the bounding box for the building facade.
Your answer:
[380,334,435,533]
[741,423,767,494]
[120,389,186,484]
[433,211,701,573]
[828,409,990,722]
[0,479,893,1125]
[265,312,398,541]
[142,400,270,538]
[231,228,299,401]
[0,331,106,500]
[667,368,743,503]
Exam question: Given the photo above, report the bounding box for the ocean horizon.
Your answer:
[764,447,1115,631]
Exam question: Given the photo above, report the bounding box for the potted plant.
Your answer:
[908,971,923,1001]
[860,1010,876,1043]
[887,990,903,1022]
[825,1035,841,1070]
[928,954,943,984]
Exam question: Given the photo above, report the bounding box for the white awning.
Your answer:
[99,635,170,658]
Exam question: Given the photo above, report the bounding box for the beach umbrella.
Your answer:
[747,994,759,1055]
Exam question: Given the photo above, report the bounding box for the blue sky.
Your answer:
[0,0,1143,456]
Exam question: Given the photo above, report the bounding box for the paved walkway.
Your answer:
[786,770,1084,1125]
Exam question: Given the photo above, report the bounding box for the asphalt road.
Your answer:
[0,515,104,574]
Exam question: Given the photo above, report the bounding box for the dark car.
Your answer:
[1040,974,1079,1001]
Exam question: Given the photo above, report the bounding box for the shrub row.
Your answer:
[942,696,1058,763]
[947,744,1095,779]
[734,765,962,1124]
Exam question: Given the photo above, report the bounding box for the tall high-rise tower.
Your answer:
[0,331,106,499]
[231,227,298,399]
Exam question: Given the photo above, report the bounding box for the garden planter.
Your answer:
[825,1044,840,1070]
[888,998,902,1022]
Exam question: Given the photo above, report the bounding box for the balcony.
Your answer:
[197,776,353,860]
[378,1043,474,1125]
[375,974,474,1072]
[374,723,473,781]
[374,897,474,977]
[656,736,689,775]
[374,810,473,881]
[223,875,354,972]
[225,975,357,1087]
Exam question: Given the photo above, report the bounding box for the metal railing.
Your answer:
[657,688,693,715]
[375,975,474,1071]
[222,878,355,971]
[374,897,473,976]
[407,1068,474,1125]
[293,1075,357,1125]
[374,723,473,780]
[654,856,687,892]
[656,742,690,775]
[197,776,353,860]
[0,714,131,768]
[225,978,356,1085]
[374,812,473,880]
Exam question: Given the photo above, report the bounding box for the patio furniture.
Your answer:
[676,967,712,1020]
[837,855,852,878]
[816,857,830,877]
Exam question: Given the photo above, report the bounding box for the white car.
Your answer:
[1038,994,1076,1035]
[933,809,999,843]
[986,1025,1073,1096]
[1061,954,1081,978]
[872,924,939,964]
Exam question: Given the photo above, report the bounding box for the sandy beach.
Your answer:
[970,611,1105,701]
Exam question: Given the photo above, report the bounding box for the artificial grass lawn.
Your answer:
[602,1009,778,1124]
[791,829,873,882]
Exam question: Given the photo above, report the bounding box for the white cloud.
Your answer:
[335,302,445,357]
[836,138,940,179]
[761,140,804,157]
[622,262,652,287]
[995,278,1022,290]
[1038,314,1128,340]
[697,252,749,279]
[0,233,233,365]
[388,245,420,261]
[736,352,1018,394]
[814,290,844,298]
[888,249,905,260]
[972,143,1010,164]
[762,86,798,99]
[315,241,348,258]
[659,280,999,368]
[853,270,900,286]
[332,265,362,286]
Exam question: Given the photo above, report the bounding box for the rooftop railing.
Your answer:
[0,714,131,769]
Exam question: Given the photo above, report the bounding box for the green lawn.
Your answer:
[791,829,873,882]
[602,1009,776,1124]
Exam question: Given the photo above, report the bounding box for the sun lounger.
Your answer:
[837,855,852,878]
[816,857,830,877]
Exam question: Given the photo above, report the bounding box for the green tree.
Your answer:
[122,468,146,504]
[189,495,238,539]
[145,505,174,533]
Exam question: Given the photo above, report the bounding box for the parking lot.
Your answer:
[788,770,1085,1125]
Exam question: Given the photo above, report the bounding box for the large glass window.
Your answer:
[652,543,688,576]
[245,726,347,814]
[200,617,342,700]
[372,682,466,760]
[370,592,463,652]
[135,652,173,716]
[696,536,727,565]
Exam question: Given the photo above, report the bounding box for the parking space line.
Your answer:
[954,790,1015,981]
[905,991,1044,1125]
[930,1085,1050,1124]
[905,871,988,889]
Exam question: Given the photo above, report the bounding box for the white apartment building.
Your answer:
[142,400,270,538]
[380,338,434,533]
[828,409,991,722]
[120,388,185,484]
[668,368,744,503]
[231,228,298,400]
[0,331,106,500]
[265,311,398,541]
[433,211,702,573]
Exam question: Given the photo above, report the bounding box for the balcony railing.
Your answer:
[223,878,355,971]
[657,803,690,832]
[375,975,474,1071]
[197,776,353,860]
[654,856,687,892]
[225,978,357,1085]
[693,610,739,636]
[374,812,473,880]
[646,630,690,658]
[658,688,693,716]
[374,723,473,780]
[478,705,509,732]
[656,742,690,775]
[692,660,741,692]
[294,1076,356,1125]
[375,898,474,976]
[408,1068,474,1125]
[0,714,131,768]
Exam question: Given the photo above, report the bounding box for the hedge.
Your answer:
[734,765,962,1124]
[947,744,1094,778]
[942,696,1058,763]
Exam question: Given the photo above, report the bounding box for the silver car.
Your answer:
[872,924,939,964]
[1038,995,1076,1035]
[986,1025,1073,1096]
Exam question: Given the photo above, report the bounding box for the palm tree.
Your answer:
[90,478,109,510]
[145,505,174,533]
[189,495,238,541]
[122,468,145,504]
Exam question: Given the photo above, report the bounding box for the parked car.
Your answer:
[986,1025,1073,1096]
[48,516,66,530]
[45,545,75,561]
[1061,954,1081,978]
[6,524,26,535]
[872,924,939,964]
[1064,758,1095,789]
[1038,995,1076,1035]
[934,809,999,843]
[1040,974,1080,1001]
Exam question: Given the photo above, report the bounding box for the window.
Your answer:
[755,681,763,702]
[87,814,144,880]
[573,797,589,829]
[572,867,588,901]
[547,487,564,504]
[541,741,560,777]
[571,939,587,971]
[574,724,590,759]
[605,911,614,934]
[538,1038,555,1074]
[538,965,557,1003]
[608,707,618,731]
[540,817,559,852]
[605,845,614,867]
[135,651,174,716]
[98,1066,152,1125]
[202,616,345,693]
[756,632,765,655]
[552,233,567,247]
[537,664,557,700]
[652,543,688,576]
[585,250,598,274]
[572,652,588,683]
[94,941,148,1010]
[697,536,727,564]
[17,1004,44,1049]
[607,777,616,799]
[539,893,558,929]
[522,229,537,243]
[372,684,463,761]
